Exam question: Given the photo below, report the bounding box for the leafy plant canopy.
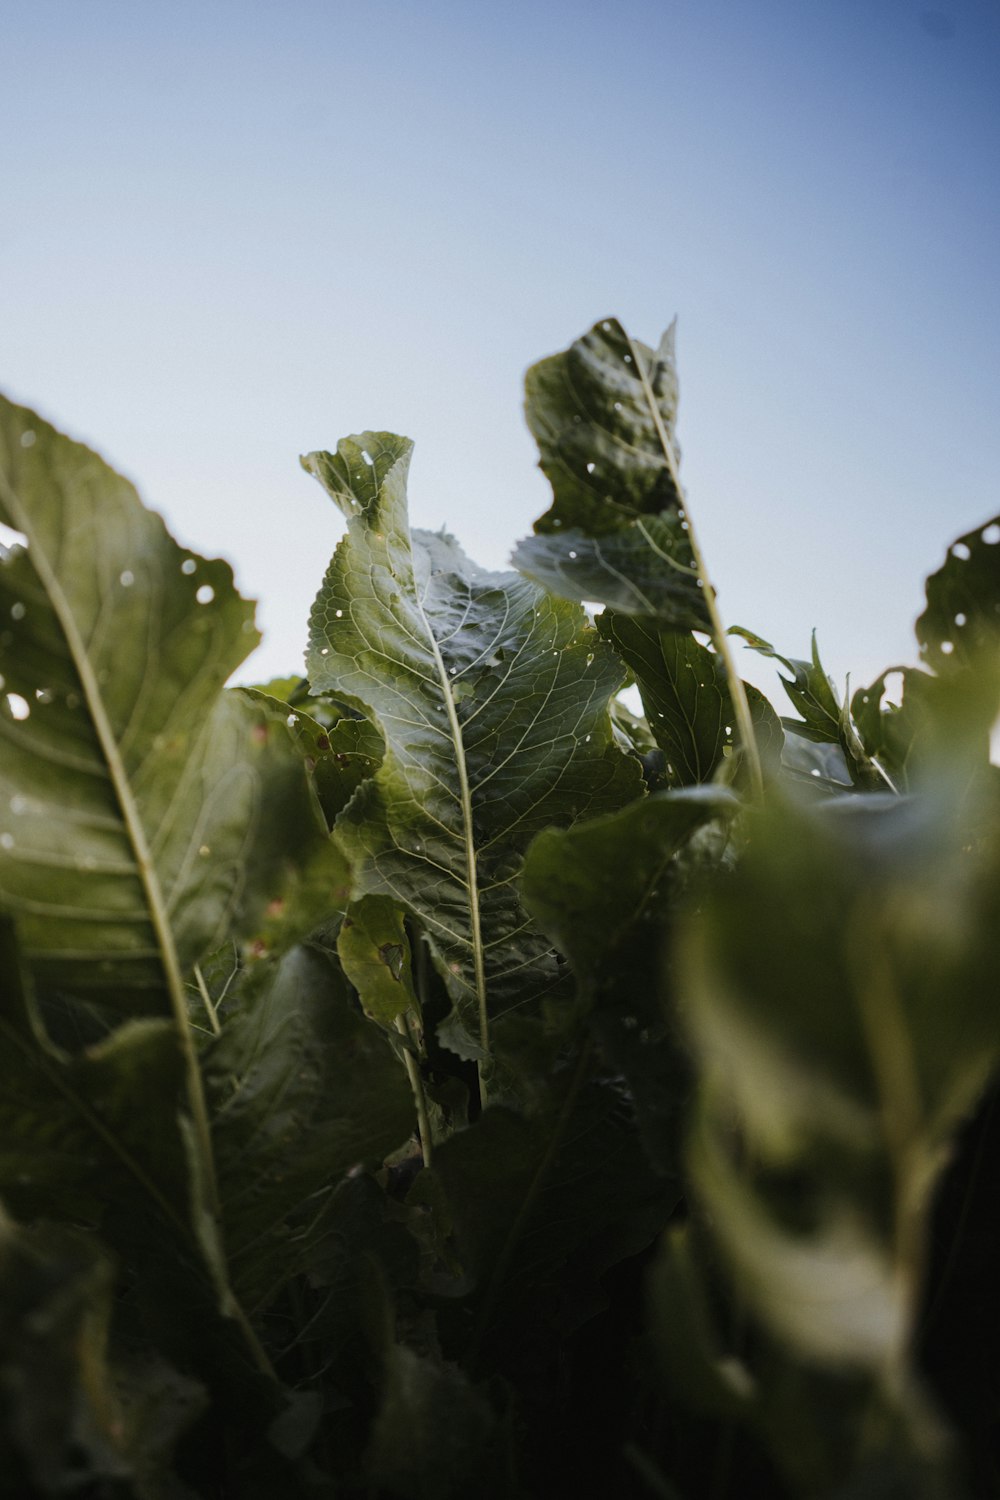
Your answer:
[2,316,1000,1498]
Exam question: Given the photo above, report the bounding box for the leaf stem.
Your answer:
[395,1011,433,1167]
[628,335,764,800]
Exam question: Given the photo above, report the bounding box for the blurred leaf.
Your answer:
[0,1213,206,1500]
[367,1345,502,1500]
[679,788,1000,1488]
[303,432,640,1057]
[514,317,711,628]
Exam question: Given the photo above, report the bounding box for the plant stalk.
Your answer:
[628,334,764,800]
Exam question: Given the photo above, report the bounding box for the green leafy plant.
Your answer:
[2,316,999,1499]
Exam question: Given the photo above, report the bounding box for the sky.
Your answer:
[1,0,998,709]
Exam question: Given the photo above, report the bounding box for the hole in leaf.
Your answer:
[20,430,36,448]
[586,462,596,474]
[613,402,623,412]
[955,612,967,626]
[181,558,197,575]
[569,549,578,559]
[951,541,972,560]
[983,524,1000,545]
[34,689,53,705]
[940,640,955,654]
[602,321,612,331]
[10,602,26,621]
[196,584,214,604]
[119,570,134,587]
[335,609,343,618]
[0,522,27,550]
[6,693,30,720]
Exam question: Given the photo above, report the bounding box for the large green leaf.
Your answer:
[513,318,710,628]
[303,432,640,1057]
[0,395,333,1028]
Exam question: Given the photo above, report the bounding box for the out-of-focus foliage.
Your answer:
[2,321,999,1498]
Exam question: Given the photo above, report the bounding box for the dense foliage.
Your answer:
[2,316,999,1498]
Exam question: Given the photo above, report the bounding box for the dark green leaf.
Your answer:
[916,514,1000,673]
[206,943,414,1311]
[514,317,711,628]
[600,616,782,785]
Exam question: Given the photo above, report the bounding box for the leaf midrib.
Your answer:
[410,569,491,1055]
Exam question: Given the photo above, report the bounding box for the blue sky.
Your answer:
[2,0,998,705]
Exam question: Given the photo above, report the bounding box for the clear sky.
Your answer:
[2,0,998,706]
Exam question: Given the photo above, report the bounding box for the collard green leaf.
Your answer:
[205,943,414,1311]
[0,396,333,1029]
[303,432,640,1055]
[513,317,710,628]
[599,616,783,786]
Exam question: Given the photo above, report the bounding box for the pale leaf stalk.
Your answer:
[395,1011,434,1168]
[628,335,765,800]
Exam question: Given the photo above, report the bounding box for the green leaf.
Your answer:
[367,1345,502,1500]
[303,432,640,1058]
[521,787,737,988]
[730,627,842,746]
[0,1213,205,1498]
[0,914,193,1250]
[679,788,1000,1485]
[916,514,1000,673]
[0,396,333,1029]
[513,317,710,628]
[599,616,783,786]
[338,895,418,1028]
[426,1076,677,1353]
[522,788,737,1175]
[206,943,415,1311]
